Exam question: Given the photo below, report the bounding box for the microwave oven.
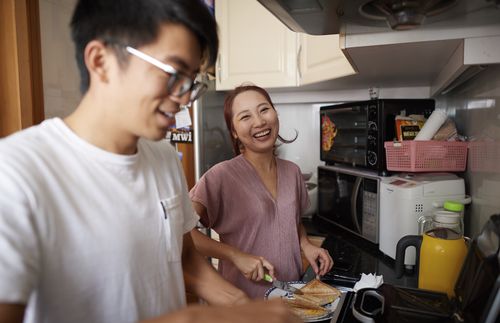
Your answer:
[317,164,381,244]
[320,99,434,174]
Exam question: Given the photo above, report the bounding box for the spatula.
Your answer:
[264,274,303,295]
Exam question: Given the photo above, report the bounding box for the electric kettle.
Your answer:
[395,227,468,297]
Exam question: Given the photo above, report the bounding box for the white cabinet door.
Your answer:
[298,34,356,86]
[215,0,298,90]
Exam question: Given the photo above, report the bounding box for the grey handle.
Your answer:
[351,177,362,233]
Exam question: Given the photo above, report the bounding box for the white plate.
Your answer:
[264,281,349,322]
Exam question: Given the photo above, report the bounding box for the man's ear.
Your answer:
[84,40,111,83]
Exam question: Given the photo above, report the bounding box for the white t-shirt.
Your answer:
[0,118,199,323]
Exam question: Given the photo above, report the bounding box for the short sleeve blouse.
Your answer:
[190,155,309,298]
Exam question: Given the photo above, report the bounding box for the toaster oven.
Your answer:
[320,99,434,174]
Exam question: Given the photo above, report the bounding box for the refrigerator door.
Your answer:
[193,81,234,180]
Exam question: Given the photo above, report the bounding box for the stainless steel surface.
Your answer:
[193,95,202,181]
[192,81,233,180]
[436,64,500,237]
[257,0,494,35]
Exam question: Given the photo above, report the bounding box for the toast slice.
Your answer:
[299,279,342,305]
[290,293,324,307]
[282,296,329,320]
[287,305,329,320]
[301,279,339,294]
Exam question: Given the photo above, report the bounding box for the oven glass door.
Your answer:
[318,168,363,235]
[320,105,368,166]
[318,167,379,243]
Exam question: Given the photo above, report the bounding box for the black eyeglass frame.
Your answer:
[124,46,207,104]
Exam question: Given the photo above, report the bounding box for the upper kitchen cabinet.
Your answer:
[214,0,355,91]
[298,33,356,86]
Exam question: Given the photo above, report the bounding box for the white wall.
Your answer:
[39,0,80,119]
[274,103,323,177]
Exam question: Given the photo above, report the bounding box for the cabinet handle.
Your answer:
[297,44,302,79]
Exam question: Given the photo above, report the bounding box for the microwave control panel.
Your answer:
[362,190,378,243]
[366,103,379,166]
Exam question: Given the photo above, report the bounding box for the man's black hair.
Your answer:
[70,0,218,93]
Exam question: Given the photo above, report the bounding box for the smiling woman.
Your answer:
[189,84,334,299]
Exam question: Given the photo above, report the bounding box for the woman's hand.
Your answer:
[231,251,275,282]
[301,243,334,277]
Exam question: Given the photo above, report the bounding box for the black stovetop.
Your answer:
[302,216,418,288]
[300,216,419,323]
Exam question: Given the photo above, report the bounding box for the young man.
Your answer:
[0,1,299,322]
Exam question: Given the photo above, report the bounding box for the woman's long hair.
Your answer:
[223,84,297,155]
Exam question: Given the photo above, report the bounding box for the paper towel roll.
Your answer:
[414,110,447,141]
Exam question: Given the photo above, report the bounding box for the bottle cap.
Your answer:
[444,201,464,212]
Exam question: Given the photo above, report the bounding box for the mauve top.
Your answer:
[189,154,309,299]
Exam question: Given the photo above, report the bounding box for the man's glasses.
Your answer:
[126,46,207,104]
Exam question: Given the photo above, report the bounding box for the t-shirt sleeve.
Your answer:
[189,166,222,228]
[0,163,39,303]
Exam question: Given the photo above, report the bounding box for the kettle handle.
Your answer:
[417,215,432,235]
[395,235,422,278]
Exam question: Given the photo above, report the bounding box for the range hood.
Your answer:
[257,0,497,35]
[256,0,500,98]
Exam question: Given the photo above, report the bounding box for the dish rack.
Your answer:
[384,141,468,172]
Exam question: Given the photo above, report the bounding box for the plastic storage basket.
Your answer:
[384,141,468,172]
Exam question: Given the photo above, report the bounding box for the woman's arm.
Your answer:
[298,223,333,277]
[191,201,275,281]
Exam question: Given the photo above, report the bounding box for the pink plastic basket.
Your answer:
[384,141,468,172]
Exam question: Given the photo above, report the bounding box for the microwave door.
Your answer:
[350,177,362,234]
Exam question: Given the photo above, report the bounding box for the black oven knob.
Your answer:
[368,105,377,121]
[368,121,378,132]
[367,151,377,166]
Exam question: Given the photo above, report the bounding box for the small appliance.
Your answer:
[378,173,466,264]
[320,99,434,174]
[329,214,500,323]
[317,164,381,244]
[395,228,468,297]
